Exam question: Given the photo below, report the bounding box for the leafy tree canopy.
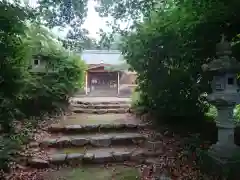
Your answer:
[100,0,240,122]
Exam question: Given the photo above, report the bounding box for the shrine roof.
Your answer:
[81,50,124,65]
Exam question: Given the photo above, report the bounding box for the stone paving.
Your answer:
[70,97,131,104]
[28,97,162,169]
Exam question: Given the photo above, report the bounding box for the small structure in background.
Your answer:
[81,50,136,97]
[29,55,55,73]
[201,35,240,178]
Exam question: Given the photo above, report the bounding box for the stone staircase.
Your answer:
[28,97,162,169]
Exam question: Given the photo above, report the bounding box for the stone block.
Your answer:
[112,151,131,162]
[65,125,82,132]
[49,154,67,165]
[83,153,94,163]
[48,124,64,133]
[90,136,112,147]
[109,109,118,113]
[82,124,99,131]
[92,151,113,164]
[56,136,71,147]
[125,124,137,129]
[28,158,49,168]
[67,153,84,160]
[40,138,56,148]
[112,133,144,145]
[71,137,89,146]
[95,109,107,114]
[66,153,84,166]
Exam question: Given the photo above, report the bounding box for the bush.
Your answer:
[0,3,86,173]
[121,0,240,126]
[0,1,30,132]
[122,20,209,125]
[17,24,86,117]
[19,54,86,117]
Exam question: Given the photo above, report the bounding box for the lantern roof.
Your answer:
[202,34,240,73]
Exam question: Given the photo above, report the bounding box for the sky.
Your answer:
[52,0,112,40]
[82,0,111,39]
[28,0,114,40]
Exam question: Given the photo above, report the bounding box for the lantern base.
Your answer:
[197,145,240,179]
[208,142,240,159]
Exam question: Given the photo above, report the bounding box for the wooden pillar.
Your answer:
[117,71,120,95]
[85,71,88,95]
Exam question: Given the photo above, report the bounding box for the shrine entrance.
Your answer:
[85,64,119,97]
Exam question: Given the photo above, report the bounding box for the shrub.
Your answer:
[18,25,86,117]
[0,3,86,173]
[122,24,209,125]
[0,1,30,132]
[120,0,240,126]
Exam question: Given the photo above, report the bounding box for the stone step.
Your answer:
[48,123,148,134]
[70,98,131,105]
[40,133,146,148]
[28,147,163,168]
[72,108,129,114]
[71,103,130,109]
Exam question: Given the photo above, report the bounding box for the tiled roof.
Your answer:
[81,50,124,65]
[87,63,112,69]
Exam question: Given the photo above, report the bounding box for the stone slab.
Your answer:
[28,158,49,168]
[72,104,130,109]
[29,146,166,168]
[73,108,128,114]
[49,123,147,134]
[40,133,145,148]
[54,113,140,126]
[66,153,84,165]
[70,97,131,104]
[90,135,112,147]
[91,151,114,164]
[71,137,89,146]
[67,153,84,160]
[112,151,132,162]
[49,154,67,165]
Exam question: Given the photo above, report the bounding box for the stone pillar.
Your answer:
[209,103,238,158]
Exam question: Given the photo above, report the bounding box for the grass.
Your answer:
[43,166,140,180]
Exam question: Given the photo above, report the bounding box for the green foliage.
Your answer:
[0,0,30,132]
[0,1,86,173]
[108,0,240,126]
[37,0,88,28]
[121,12,207,123]
[130,90,140,107]
[19,25,86,117]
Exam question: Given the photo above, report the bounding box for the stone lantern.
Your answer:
[202,35,240,161]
